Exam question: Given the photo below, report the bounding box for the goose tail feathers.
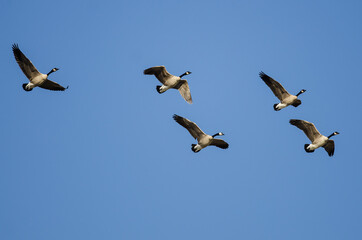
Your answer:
[304,144,314,153]
[22,83,32,92]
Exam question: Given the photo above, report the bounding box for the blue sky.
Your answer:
[1,0,361,239]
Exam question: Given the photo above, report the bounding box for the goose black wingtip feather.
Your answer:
[289,119,298,125]
[259,71,266,77]
[12,44,21,57]
[173,114,185,126]
[144,68,154,75]
[173,114,181,121]
[259,71,271,81]
[259,71,274,85]
[12,43,19,51]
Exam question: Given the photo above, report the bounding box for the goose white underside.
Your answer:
[25,74,47,90]
[159,85,170,93]
[306,144,319,151]
[306,136,329,151]
[193,144,203,152]
[25,82,36,90]
[275,103,288,110]
[31,74,47,85]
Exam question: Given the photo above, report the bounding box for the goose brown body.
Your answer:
[173,114,228,153]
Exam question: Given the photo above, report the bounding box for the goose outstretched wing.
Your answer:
[39,79,68,91]
[176,80,192,104]
[209,139,229,149]
[289,119,322,142]
[173,114,205,140]
[259,72,290,101]
[144,66,173,84]
[12,44,41,80]
[323,140,335,157]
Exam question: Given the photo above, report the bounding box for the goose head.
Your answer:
[212,132,224,138]
[327,131,340,139]
[47,68,59,76]
[296,89,306,96]
[179,71,192,78]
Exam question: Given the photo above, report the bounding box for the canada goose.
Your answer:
[259,72,306,111]
[173,114,229,153]
[289,119,339,156]
[144,66,192,104]
[12,44,68,91]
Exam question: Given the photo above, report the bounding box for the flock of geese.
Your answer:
[12,43,339,156]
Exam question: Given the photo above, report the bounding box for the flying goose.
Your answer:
[259,72,306,111]
[173,114,229,152]
[12,44,68,91]
[144,66,192,104]
[289,119,339,156]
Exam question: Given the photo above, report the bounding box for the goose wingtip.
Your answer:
[12,43,19,51]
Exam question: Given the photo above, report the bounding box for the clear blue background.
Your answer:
[1,0,361,239]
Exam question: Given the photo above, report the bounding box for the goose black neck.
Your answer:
[212,133,219,138]
[179,72,187,78]
[327,133,335,139]
[296,91,303,96]
[47,70,54,76]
